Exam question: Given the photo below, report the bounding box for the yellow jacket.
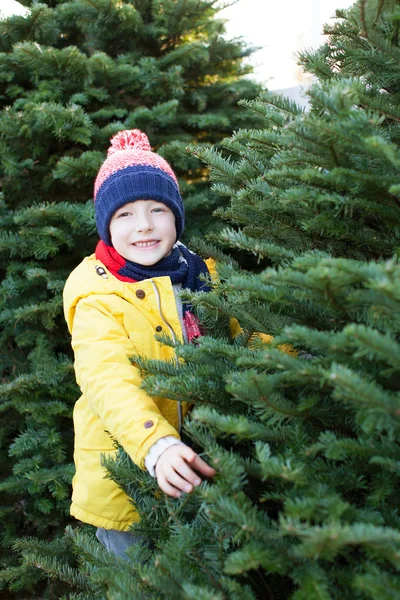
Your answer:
[64,253,194,530]
[64,254,286,531]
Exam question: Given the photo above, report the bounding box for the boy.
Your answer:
[63,130,216,557]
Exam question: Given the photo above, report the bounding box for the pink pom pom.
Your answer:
[107,130,151,156]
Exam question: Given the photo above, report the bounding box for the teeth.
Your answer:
[135,241,158,247]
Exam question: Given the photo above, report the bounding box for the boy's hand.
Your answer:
[155,444,216,498]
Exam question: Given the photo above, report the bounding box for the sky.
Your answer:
[2,0,355,90]
[221,0,355,89]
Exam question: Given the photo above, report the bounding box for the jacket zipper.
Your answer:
[149,279,183,433]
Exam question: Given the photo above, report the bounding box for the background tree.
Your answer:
[20,0,400,598]
[0,0,262,596]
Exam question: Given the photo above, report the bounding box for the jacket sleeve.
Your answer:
[71,294,180,469]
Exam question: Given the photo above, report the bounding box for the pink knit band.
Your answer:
[94,149,178,199]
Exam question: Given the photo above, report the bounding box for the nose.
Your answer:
[135,213,153,232]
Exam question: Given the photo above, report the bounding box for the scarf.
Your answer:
[95,240,211,340]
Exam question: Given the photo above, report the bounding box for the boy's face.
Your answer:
[109,200,176,266]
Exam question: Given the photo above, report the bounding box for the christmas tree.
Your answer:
[0,1,262,596]
[21,0,400,598]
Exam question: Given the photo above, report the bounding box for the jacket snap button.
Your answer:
[136,289,145,299]
[144,420,154,429]
[156,326,162,332]
[95,265,108,279]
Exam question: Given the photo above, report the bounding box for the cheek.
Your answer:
[164,215,176,239]
[110,220,129,239]
[109,224,117,241]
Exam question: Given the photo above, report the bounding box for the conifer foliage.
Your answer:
[0,0,261,596]
[22,1,400,598]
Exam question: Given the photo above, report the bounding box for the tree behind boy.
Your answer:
[0,0,262,596]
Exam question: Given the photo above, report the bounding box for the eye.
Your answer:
[118,211,130,218]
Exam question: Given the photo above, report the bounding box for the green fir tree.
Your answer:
[21,1,400,598]
[0,0,262,596]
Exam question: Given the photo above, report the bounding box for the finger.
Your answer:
[173,458,203,487]
[190,455,217,477]
[165,468,195,494]
[178,446,198,464]
[179,448,216,477]
[157,475,182,498]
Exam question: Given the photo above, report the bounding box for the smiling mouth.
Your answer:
[133,240,159,248]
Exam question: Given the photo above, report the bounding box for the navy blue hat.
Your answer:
[94,130,184,244]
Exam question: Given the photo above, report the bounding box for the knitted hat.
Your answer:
[94,130,184,245]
